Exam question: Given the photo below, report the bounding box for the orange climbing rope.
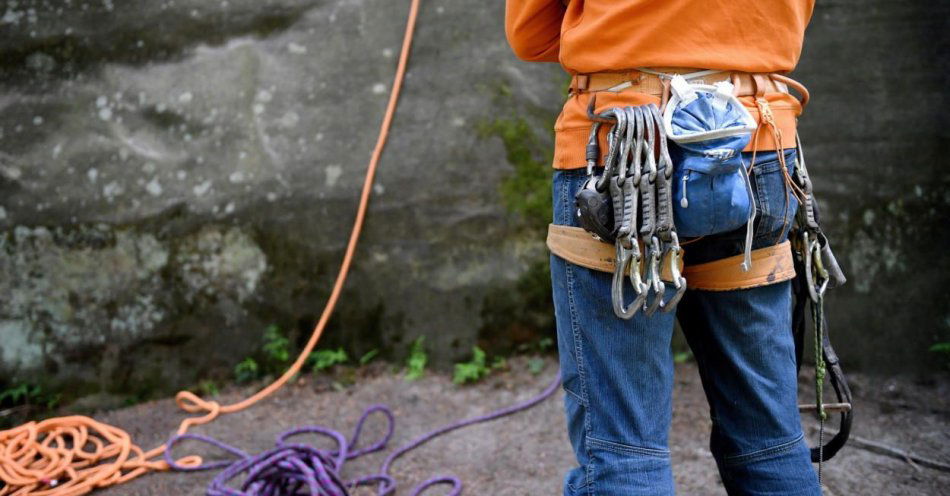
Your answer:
[0,1,421,494]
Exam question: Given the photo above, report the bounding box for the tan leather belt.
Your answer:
[569,68,808,107]
[547,225,796,291]
[546,225,683,282]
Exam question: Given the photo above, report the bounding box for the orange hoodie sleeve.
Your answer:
[505,0,565,63]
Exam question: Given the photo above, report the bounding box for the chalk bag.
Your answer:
[663,75,758,239]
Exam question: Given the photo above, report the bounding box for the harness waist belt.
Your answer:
[547,225,796,291]
[570,69,791,99]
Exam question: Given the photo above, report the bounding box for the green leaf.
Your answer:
[527,357,545,375]
[308,348,349,372]
[452,346,491,385]
[359,349,380,366]
[673,351,693,364]
[405,336,428,381]
[262,324,290,364]
[929,342,950,354]
[234,357,260,384]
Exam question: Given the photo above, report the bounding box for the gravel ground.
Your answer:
[90,357,948,495]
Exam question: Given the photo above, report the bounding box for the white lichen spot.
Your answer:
[253,103,265,115]
[266,192,278,202]
[32,116,43,125]
[287,42,307,54]
[142,162,156,174]
[98,107,112,121]
[145,178,163,196]
[374,184,385,195]
[178,92,193,104]
[52,143,63,158]
[155,103,167,113]
[103,181,124,199]
[87,168,98,183]
[436,5,445,14]
[325,165,343,188]
[0,206,7,221]
[372,83,387,94]
[229,171,245,183]
[96,96,108,108]
[862,209,875,226]
[193,180,213,197]
[452,117,465,127]
[382,48,394,58]
[255,89,273,103]
[278,111,299,128]
[224,202,235,214]
[176,170,188,180]
[914,185,923,197]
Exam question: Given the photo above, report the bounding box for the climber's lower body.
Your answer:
[550,149,822,495]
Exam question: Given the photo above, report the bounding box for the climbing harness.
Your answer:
[563,68,854,474]
[577,100,685,319]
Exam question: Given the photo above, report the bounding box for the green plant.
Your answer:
[929,342,950,354]
[262,324,291,364]
[453,346,490,385]
[359,349,380,366]
[234,357,260,384]
[405,336,427,381]
[197,380,220,397]
[308,348,349,372]
[0,383,59,411]
[527,357,546,375]
[537,337,554,351]
[674,350,694,364]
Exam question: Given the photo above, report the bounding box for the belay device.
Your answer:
[574,79,852,476]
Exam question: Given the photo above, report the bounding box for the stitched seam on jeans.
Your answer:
[558,174,596,495]
[722,433,805,466]
[586,436,671,459]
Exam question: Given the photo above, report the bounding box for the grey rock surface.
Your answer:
[0,0,562,397]
[0,0,947,401]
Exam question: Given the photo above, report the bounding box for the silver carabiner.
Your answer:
[644,236,666,316]
[660,232,687,312]
[611,240,642,320]
[803,231,829,302]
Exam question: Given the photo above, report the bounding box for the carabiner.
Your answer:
[660,232,687,312]
[644,236,666,316]
[611,240,642,320]
[803,231,829,302]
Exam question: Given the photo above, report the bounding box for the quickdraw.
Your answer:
[578,98,685,319]
[789,134,852,480]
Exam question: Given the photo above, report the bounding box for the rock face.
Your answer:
[0,0,946,399]
[0,0,564,398]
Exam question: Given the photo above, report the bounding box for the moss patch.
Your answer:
[477,118,553,233]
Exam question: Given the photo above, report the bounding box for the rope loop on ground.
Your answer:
[0,0,421,494]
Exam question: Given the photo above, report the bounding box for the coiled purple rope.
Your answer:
[165,373,561,495]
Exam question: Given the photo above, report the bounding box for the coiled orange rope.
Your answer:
[0,0,421,494]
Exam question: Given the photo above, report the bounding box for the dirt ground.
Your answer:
[91,357,948,495]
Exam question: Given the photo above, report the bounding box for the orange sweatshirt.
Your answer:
[505,0,815,74]
[506,0,815,168]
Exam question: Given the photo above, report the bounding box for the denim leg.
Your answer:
[678,282,820,496]
[551,169,676,496]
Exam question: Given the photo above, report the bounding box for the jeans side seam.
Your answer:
[721,433,805,467]
[586,435,671,459]
[558,173,596,496]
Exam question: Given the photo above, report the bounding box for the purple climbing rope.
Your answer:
[165,372,561,495]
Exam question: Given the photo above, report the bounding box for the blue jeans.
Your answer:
[551,150,821,495]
